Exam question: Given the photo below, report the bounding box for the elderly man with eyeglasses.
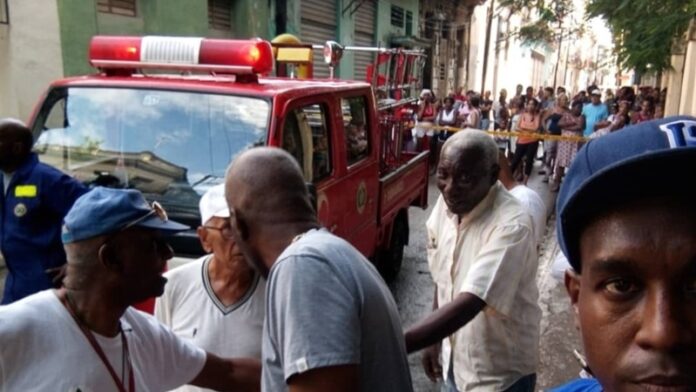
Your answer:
[155,184,265,392]
[0,187,261,392]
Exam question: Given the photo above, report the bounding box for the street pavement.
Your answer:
[0,163,582,391]
[391,161,583,391]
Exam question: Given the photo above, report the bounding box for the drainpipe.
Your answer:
[480,0,495,95]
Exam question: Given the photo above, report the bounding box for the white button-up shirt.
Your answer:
[427,182,541,391]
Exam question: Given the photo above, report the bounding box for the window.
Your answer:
[390,5,404,28]
[405,11,413,36]
[97,0,137,17]
[281,104,332,182]
[1,0,8,24]
[32,87,270,228]
[342,97,370,165]
[208,0,232,31]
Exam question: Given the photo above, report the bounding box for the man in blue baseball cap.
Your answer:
[552,116,696,391]
[0,187,260,391]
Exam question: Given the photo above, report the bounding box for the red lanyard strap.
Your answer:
[59,290,135,392]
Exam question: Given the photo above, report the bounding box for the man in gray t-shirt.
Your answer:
[225,147,413,392]
[263,229,412,392]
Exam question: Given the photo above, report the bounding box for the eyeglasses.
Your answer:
[121,201,168,231]
[101,201,171,254]
[203,222,234,239]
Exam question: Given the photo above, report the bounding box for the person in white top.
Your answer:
[0,187,261,392]
[404,130,541,392]
[497,151,548,245]
[155,184,265,392]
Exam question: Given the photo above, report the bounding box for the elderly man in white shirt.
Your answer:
[405,129,541,392]
[155,184,265,392]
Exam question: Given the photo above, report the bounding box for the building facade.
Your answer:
[664,18,696,116]
[1,0,425,119]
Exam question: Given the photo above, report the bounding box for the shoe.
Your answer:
[538,169,546,175]
[542,174,549,183]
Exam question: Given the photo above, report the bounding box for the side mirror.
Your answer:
[323,41,344,68]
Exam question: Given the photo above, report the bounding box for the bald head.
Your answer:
[0,118,33,146]
[225,147,316,228]
[441,129,499,175]
[436,130,500,216]
[0,118,33,171]
[225,147,319,275]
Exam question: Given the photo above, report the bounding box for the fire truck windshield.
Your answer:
[32,86,270,230]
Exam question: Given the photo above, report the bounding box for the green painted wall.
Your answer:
[337,2,354,79]
[142,0,208,36]
[58,0,260,76]
[284,0,301,36]
[376,0,419,48]
[233,0,272,39]
[57,0,98,76]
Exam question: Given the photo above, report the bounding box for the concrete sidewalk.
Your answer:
[526,163,584,391]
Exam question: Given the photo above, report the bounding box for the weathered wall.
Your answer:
[58,0,255,76]
[0,0,64,121]
[678,40,696,116]
[664,19,696,116]
[375,0,418,47]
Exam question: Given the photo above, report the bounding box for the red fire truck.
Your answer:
[27,36,429,281]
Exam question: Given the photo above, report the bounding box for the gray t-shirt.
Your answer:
[262,229,413,392]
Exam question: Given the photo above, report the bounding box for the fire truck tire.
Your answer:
[377,213,408,282]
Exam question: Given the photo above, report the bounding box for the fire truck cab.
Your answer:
[27,36,429,281]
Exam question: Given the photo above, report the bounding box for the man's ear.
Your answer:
[197,226,212,253]
[98,243,123,272]
[565,269,581,330]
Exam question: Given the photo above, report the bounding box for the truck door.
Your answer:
[337,95,379,256]
[279,99,345,237]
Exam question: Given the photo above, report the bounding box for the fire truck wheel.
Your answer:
[377,213,408,282]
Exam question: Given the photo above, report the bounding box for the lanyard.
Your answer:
[59,289,135,392]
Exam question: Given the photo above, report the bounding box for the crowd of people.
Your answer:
[0,105,694,392]
[410,83,669,192]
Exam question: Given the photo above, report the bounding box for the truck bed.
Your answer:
[377,150,429,225]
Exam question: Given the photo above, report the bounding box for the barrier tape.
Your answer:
[416,124,588,142]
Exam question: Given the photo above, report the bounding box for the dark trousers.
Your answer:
[510,141,539,177]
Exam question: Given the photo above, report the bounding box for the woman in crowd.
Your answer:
[493,91,510,153]
[551,100,585,192]
[591,100,630,139]
[430,96,458,172]
[416,89,437,152]
[540,93,569,182]
[436,96,458,138]
[464,95,481,129]
[509,98,541,185]
[492,89,508,129]
[631,98,655,124]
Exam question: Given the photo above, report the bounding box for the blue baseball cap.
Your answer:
[556,116,696,271]
[62,187,189,244]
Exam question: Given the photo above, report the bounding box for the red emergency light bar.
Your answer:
[89,36,274,75]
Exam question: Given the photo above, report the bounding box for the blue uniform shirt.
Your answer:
[0,153,87,304]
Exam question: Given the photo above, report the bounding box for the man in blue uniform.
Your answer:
[0,118,87,304]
